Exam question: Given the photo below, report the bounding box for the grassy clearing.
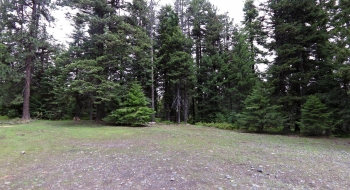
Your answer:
[0,120,349,189]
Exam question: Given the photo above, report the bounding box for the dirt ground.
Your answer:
[0,122,349,189]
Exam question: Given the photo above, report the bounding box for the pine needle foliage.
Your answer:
[237,82,284,132]
[104,83,154,126]
[300,95,332,136]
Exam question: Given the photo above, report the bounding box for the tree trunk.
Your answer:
[165,103,170,121]
[89,97,94,120]
[192,97,196,123]
[150,0,155,122]
[75,95,81,118]
[294,122,301,133]
[176,84,181,124]
[22,57,32,120]
[96,102,105,121]
[183,85,188,123]
[22,1,38,120]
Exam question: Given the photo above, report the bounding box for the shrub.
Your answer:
[155,118,162,123]
[0,115,9,120]
[160,120,175,125]
[196,122,234,130]
[7,109,19,118]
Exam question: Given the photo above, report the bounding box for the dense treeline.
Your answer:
[1,0,350,135]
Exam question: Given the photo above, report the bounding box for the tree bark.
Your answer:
[192,97,196,123]
[183,84,188,123]
[96,102,105,121]
[89,97,94,120]
[75,95,81,118]
[150,0,155,122]
[22,0,38,120]
[176,84,181,124]
[22,57,32,120]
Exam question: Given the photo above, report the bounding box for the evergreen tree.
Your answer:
[300,95,332,136]
[174,0,189,30]
[126,0,153,97]
[242,0,266,70]
[156,5,194,123]
[0,42,21,117]
[0,0,55,119]
[263,0,334,132]
[196,54,224,122]
[47,50,77,119]
[330,0,350,134]
[237,82,284,132]
[187,0,230,122]
[104,83,154,126]
[224,31,257,120]
[55,0,151,120]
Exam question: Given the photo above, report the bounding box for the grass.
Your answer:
[0,120,349,189]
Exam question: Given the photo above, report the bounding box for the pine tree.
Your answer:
[104,83,154,126]
[0,0,55,120]
[263,0,334,132]
[174,0,190,34]
[237,82,284,132]
[300,95,332,136]
[0,42,21,117]
[55,0,151,120]
[242,0,266,70]
[196,54,224,122]
[156,5,194,123]
[224,30,257,119]
[330,0,350,134]
[187,0,231,122]
[126,0,152,97]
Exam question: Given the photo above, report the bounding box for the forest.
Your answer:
[1,0,350,136]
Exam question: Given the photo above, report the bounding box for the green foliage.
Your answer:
[6,109,19,119]
[51,0,153,120]
[329,0,350,135]
[242,0,266,65]
[237,82,284,132]
[196,29,257,123]
[104,83,154,126]
[196,54,225,122]
[0,115,9,120]
[156,5,194,122]
[0,0,56,119]
[159,120,175,125]
[0,0,349,136]
[263,0,334,132]
[300,95,332,136]
[155,118,162,123]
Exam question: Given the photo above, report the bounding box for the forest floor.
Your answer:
[0,120,349,190]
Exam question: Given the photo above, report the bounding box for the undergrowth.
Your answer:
[196,122,235,130]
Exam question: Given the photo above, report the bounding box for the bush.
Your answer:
[0,115,9,120]
[155,118,162,123]
[160,120,175,125]
[7,109,19,118]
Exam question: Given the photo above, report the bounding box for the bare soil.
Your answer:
[0,122,349,189]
